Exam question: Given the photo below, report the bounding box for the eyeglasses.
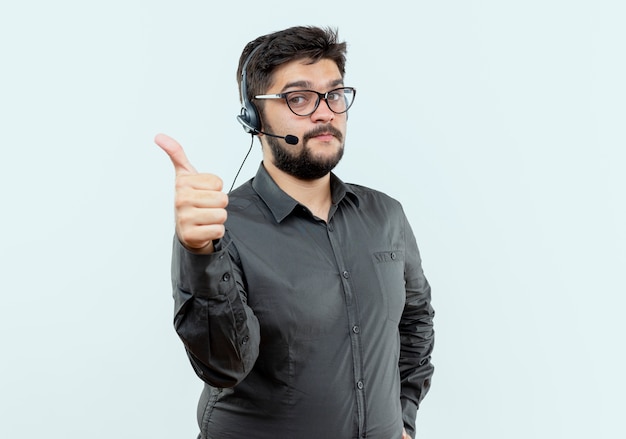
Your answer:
[254,87,356,117]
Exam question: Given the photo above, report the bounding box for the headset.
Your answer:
[236,45,263,135]
[235,44,299,145]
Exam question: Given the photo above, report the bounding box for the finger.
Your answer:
[179,190,229,209]
[177,207,228,228]
[154,133,197,175]
[176,173,225,192]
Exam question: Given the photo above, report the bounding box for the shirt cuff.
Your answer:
[171,236,234,298]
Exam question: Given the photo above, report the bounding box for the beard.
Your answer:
[265,123,345,180]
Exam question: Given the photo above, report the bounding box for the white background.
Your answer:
[1,1,624,438]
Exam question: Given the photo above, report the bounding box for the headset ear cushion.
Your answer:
[237,103,260,134]
[244,101,260,132]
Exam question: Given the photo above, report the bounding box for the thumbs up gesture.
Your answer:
[155,133,228,254]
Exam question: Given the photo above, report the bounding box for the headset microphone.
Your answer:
[257,130,299,145]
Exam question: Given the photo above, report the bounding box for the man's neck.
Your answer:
[263,161,333,222]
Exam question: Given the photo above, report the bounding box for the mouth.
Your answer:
[311,132,336,142]
[304,125,343,143]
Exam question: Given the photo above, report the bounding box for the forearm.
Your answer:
[171,236,260,387]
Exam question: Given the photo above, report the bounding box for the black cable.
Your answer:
[229,134,254,193]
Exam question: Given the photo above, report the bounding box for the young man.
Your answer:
[156,26,434,439]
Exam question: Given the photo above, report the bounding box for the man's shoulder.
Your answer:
[345,182,402,208]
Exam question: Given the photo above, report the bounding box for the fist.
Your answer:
[155,133,228,253]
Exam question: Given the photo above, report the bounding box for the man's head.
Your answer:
[236,26,347,107]
[237,26,353,181]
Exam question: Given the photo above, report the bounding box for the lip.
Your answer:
[311,133,335,141]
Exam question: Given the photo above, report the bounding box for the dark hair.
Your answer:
[236,26,347,104]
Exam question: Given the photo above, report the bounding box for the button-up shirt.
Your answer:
[171,163,434,439]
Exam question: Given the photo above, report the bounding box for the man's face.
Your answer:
[259,58,348,180]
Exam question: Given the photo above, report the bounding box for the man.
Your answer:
[156,26,434,439]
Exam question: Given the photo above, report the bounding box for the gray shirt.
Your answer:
[171,163,434,439]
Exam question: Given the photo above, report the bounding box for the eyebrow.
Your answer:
[281,78,344,92]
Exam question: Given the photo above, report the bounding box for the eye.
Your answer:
[286,92,312,107]
[327,90,344,101]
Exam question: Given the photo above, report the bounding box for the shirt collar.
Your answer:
[251,163,360,223]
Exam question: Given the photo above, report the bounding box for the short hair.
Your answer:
[236,26,348,105]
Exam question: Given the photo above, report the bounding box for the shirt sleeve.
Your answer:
[170,235,260,388]
[398,213,435,438]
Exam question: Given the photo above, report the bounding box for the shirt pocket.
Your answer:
[372,251,406,324]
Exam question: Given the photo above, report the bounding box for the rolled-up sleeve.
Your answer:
[171,236,260,388]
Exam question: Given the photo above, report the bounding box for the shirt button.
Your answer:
[328,224,334,232]
[352,325,360,334]
[356,380,364,390]
[221,273,231,282]
[241,335,249,345]
[342,270,350,279]
[390,252,397,260]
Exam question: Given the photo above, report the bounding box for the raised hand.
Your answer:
[155,133,228,254]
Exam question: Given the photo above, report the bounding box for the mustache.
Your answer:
[303,124,343,142]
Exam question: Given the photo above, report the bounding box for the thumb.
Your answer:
[154,133,197,175]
